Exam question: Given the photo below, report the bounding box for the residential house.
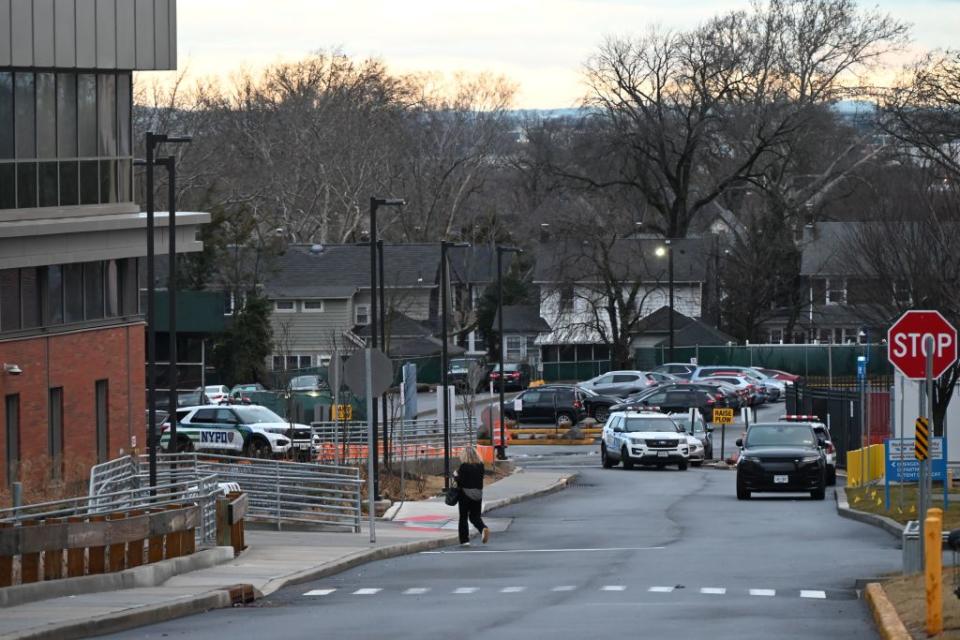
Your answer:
[492,305,551,367]
[0,1,209,495]
[533,236,716,373]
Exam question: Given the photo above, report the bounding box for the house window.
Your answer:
[505,336,524,360]
[271,355,284,371]
[302,300,324,312]
[5,394,19,486]
[274,300,295,312]
[893,280,912,307]
[355,304,370,326]
[825,278,846,305]
[95,380,109,463]
[273,355,312,370]
[48,387,63,480]
[318,355,332,367]
[558,286,574,312]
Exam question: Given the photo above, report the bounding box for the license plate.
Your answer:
[657,451,669,458]
[774,475,789,484]
[298,444,310,450]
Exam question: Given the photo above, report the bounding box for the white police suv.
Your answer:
[600,410,690,471]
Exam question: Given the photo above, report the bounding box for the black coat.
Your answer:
[455,462,485,491]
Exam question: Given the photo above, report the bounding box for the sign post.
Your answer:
[712,408,734,462]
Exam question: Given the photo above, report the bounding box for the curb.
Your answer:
[0,546,236,608]
[483,473,577,513]
[864,582,911,640]
[835,487,904,540]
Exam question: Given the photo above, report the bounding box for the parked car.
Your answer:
[230,383,267,404]
[289,374,324,391]
[578,370,659,397]
[489,363,533,391]
[195,385,230,404]
[612,386,718,422]
[735,422,827,500]
[652,363,698,379]
[756,367,801,385]
[448,358,487,392]
[504,384,620,426]
[620,381,736,410]
[700,375,762,406]
[178,389,207,407]
[691,366,784,401]
[667,410,714,460]
[780,414,837,485]
[600,410,690,470]
[160,405,320,460]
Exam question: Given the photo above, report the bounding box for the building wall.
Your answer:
[269,298,353,362]
[352,287,434,323]
[0,322,145,500]
[0,0,177,70]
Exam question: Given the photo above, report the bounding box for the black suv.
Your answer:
[613,387,717,422]
[489,363,533,391]
[503,384,620,426]
[736,422,827,500]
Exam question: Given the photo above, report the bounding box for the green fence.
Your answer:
[542,360,612,382]
[634,343,893,378]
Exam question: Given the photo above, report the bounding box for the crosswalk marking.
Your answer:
[749,589,776,597]
[353,588,381,595]
[303,589,336,596]
[453,587,478,594]
[601,585,626,591]
[648,586,674,593]
[800,590,827,599]
[552,585,577,592]
[700,587,726,595]
[501,587,526,593]
[403,588,430,595]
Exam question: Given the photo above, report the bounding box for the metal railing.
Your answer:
[1,473,220,546]
[311,417,477,465]
[90,453,362,533]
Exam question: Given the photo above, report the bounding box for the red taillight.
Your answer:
[490,372,500,379]
[826,443,835,454]
[509,372,520,378]
[706,397,715,404]
[715,393,724,400]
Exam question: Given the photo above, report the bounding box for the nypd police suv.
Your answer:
[600,410,690,471]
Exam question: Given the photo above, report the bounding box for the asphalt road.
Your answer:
[109,401,901,640]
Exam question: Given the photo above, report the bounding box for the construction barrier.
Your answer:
[847,444,885,488]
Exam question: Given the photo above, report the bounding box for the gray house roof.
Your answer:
[493,305,552,334]
[632,306,734,346]
[800,222,862,276]
[533,236,710,284]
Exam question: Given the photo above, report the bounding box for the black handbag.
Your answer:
[444,486,460,506]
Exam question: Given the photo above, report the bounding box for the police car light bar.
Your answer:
[780,414,820,421]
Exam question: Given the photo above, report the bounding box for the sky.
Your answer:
[167,0,960,109]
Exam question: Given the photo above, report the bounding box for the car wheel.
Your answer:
[175,436,194,454]
[593,406,610,423]
[736,475,751,500]
[556,412,575,429]
[244,437,272,459]
[621,446,634,470]
[811,483,826,500]
[678,460,688,471]
[601,444,616,468]
[827,467,837,486]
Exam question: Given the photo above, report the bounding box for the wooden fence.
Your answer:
[0,504,199,587]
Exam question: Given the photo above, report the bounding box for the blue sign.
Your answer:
[856,356,867,382]
[884,437,946,482]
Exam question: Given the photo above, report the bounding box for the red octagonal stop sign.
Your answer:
[887,310,958,380]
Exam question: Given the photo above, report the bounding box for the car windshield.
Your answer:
[232,406,284,424]
[745,424,816,447]
[291,376,318,386]
[502,364,521,371]
[620,417,679,433]
[204,386,224,393]
[449,359,472,369]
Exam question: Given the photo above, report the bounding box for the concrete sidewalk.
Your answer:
[0,469,574,640]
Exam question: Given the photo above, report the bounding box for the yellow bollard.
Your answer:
[925,511,943,636]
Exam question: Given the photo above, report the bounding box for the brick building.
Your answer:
[0,0,207,498]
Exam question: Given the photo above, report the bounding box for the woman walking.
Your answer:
[454,446,490,546]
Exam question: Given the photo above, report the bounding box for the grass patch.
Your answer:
[846,484,960,529]
[884,570,960,639]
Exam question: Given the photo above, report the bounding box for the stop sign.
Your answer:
[887,310,958,380]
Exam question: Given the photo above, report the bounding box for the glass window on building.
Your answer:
[79,160,99,204]
[36,73,56,159]
[0,269,19,331]
[16,163,36,208]
[97,75,116,157]
[119,258,137,315]
[0,165,14,209]
[59,161,78,205]
[57,73,78,158]
[77,74,96,158]
[64,263,83,323]
[14,73,35,159]
[20,267,40,329]
[0,72,12,159]
[42,265,63,325]
[39,162,58,207]
[84,262,104,320]
[105,260,119,316]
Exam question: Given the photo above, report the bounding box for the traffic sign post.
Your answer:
[713,408,733,462]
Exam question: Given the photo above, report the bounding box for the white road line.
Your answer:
[800,590,827,599]
[648,586,674,593]
[700,588,726,595]
[552,585,577,592]
[500,587,526,593]
[453,587,478,594]
[303,589,336,596]
[403,588,430,595]
[749,589,776,597]
[421,547,664,555]
[352,588,381,595]
[601,585,626,591]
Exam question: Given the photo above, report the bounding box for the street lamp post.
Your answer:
[377,240,389,470]
[496,246,523,460]
[368,197,404,500]
[139,132,191,490]
[441,241,469,489]
[666,239,674,362]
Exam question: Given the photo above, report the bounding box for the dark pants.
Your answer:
[458,496,486,543]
